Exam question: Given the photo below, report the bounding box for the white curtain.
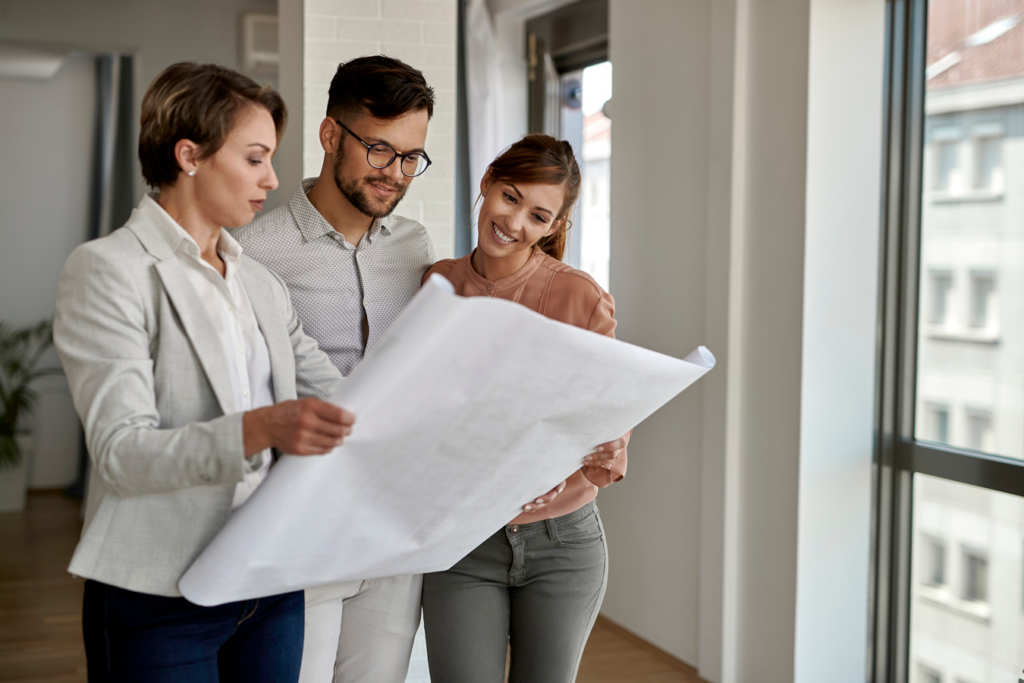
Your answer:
[464,0,504,202]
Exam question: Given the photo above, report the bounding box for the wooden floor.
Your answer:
[0,491,705,683]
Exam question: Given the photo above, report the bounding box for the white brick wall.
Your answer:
[302,0,458,258]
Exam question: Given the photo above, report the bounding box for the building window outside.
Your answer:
[578,61,611,292]
[961,549,988,603]
[934,139,961,192]
[967,271,996,331]
[926,403,951,444]
[965,409,994,453]
[973,135,1003,191]
[930,271,954,326]
[922,536,947,587]
[907,2,1024,681]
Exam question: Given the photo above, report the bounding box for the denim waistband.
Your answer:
[499,500,598,541]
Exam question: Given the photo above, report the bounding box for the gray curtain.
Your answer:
[88,53,134,241]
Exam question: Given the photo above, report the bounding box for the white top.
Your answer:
[141,195,275,509]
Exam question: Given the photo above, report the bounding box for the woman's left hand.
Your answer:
[583,434,628,470]
[522,479,567,513]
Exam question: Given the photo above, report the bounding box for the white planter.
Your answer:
[0,434,31,513]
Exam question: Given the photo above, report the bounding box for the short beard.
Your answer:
[332,146,408,219]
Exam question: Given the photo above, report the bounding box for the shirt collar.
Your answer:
[140,192,243,268]
[290,177,394,247]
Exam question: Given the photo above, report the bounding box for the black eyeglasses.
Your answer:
[333,119,432,178]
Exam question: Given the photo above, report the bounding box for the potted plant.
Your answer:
[0,320,62,512]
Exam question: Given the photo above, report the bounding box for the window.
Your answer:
[875,0,1024,680]
[928,271,954,326]
[967,271,995,331]
[961,549,987,602]
[925,404,950,444]
[964,410,993,453]
[973,135,1003,191]
[921,537,946,586]
[934,139,960,192]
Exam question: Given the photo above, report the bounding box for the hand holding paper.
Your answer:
[179,274,715,606]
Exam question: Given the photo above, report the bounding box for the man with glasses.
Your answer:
[233,55,436,683]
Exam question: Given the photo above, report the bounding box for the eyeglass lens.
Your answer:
[366,144,429,177]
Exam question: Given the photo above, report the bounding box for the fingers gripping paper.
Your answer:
[179,275,715,605]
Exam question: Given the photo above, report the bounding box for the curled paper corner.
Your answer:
[426,272,455,294]
[684,346,716,369]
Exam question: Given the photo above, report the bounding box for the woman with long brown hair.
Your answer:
[420,134,629,683]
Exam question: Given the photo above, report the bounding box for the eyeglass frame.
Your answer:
[332,118,432,177]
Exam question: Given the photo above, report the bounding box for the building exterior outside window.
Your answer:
[910,1,1024,681]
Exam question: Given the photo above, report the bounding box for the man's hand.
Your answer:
[243,398,355,457]
[582,434,628,470]
[523,480,567,513]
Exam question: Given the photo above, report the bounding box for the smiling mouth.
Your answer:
[367,178,403,196]
[493,223,516,243]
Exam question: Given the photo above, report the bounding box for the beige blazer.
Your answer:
[54,205,343,597]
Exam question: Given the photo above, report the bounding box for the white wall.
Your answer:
[795,0,883,680]
[0,0,280,208]
[600,0,709,665]
[277,0,458,258]
[601,1,886,681]
[0,55,95,488]
[0,0,277,487]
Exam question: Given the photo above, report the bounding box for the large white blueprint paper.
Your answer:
[179,275,715,606]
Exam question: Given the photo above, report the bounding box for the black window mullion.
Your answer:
[901,441,1024,498]
[872,0,927,680]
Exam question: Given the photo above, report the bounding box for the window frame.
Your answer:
[872,0,1024,681]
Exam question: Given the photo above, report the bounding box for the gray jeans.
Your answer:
[421,501,608,683]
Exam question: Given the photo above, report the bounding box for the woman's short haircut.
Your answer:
[326,55,435,124]
[139,62,287,188]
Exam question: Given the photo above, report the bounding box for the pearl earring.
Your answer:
[188,170,196,177]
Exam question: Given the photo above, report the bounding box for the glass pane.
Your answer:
[580,61,611,291]
[910,473,1024,683]
[916,0,1024,460]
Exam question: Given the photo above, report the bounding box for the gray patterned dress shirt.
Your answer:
[232,178,436,376]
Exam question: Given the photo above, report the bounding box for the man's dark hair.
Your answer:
[326,55,435,124]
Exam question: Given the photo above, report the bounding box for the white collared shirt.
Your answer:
[141,194,275,509]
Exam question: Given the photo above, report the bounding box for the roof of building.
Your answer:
[928,0,1024,89]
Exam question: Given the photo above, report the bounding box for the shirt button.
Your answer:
[363,298,369,306]
[486,284,494,293]
[227,304,235,312]
[236,346,244,354]
[509,524,519,534]
[242,389,249,397]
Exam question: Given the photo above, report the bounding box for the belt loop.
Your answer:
[545,517,558,542]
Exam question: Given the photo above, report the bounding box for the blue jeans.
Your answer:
[82,580,304,683]
[422,501,608,683]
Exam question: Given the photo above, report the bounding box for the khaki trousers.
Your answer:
[298,574,422,683]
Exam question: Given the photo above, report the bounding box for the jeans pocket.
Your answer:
[554,509,604,549]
